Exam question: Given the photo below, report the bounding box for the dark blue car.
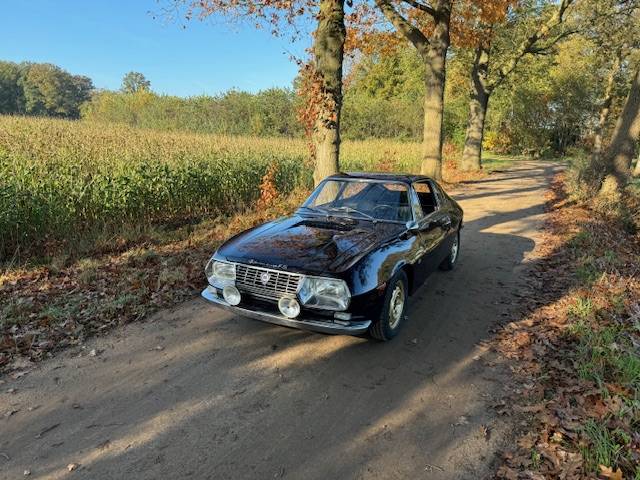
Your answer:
[202,172,463,341]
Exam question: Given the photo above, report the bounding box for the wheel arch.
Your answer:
[391,261,415,295]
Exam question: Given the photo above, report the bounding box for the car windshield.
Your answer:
[301,179,413,223]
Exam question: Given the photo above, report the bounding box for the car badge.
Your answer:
[260,272,271,285]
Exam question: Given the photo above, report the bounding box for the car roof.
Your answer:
[327,172,433,184]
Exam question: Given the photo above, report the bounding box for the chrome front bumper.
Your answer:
[201,287,371,335]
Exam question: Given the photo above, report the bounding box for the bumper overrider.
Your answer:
[201,286,372,335]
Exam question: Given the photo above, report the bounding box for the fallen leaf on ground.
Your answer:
[599,465,623,480]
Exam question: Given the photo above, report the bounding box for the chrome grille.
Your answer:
[235,264,302,300]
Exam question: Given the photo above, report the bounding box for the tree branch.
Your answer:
[400,0,436,18]
[490,0,576,90]
[526,28,579,54]
[373,0,430,56]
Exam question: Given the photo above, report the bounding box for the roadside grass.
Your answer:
[581,419,628,473]
[481,153,524,171]
[496,174,640,479]
[557,223,640,477]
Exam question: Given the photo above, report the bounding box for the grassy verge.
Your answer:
[495,173,640,479]
[482,153,525,171]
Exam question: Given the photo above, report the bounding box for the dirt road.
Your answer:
[1,161,559,479]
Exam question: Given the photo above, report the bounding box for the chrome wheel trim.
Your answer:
[388,282,405,329]
[450,236,459,264]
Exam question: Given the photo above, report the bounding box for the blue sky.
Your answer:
[1,0,311,96]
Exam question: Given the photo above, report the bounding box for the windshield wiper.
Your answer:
[325,206,376,221]
[298,206,324,214]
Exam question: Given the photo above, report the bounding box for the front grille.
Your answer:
[235,264,302,300]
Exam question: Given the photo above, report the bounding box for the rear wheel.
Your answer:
[369,270,409,341]
[439,230,460,271]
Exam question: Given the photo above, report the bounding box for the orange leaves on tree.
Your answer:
[294,58,338,162]
[451,0,515,47]
[343,0,515,58]
[345,3,403,56]
[258,162,279,208]
[175,0,317,36]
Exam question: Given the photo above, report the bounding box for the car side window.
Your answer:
[413,182,438,219]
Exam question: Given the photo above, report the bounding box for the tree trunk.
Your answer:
[312,0,345,186]
[420,4,451,181]
[592,54,621,163]
[601,66,640,187]
[634,156,640,177]
[461,44,491,172]
[373,0,451,181]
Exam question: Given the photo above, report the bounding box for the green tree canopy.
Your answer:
[0,61,93,118]
[121,71,151,93]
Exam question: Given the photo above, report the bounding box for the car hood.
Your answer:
[216,214,405,275]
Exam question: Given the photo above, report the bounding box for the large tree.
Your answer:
[371,0,452,180]
[347,0,517,179]
[121,71,151,93]
[585,0,640,165]
[310,0,346,184]
[166,0,346,185]
[568,0,640,190]
[460,0,575,171]
[17,63,93,118]
[600,65,640,186]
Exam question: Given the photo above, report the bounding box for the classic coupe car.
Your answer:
[202,172,463,340]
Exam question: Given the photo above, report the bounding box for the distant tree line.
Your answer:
[1,50,637,161]
[0,61,93,118]
[81,87,303,137]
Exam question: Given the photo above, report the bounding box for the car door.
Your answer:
[410,181,447,287]
[429,181,457,262]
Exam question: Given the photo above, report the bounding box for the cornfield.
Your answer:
[0,115,422,260]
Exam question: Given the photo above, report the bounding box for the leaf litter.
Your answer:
[492,174,640,479]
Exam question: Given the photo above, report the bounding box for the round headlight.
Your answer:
[298,276,350,311]
[278,296,301,318]
[222,285,241,305]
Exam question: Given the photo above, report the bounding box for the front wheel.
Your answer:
[369,270,409,341]
[439,230,460,271]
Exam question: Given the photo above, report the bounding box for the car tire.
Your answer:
[439,230,460,271]
[369,270,409,341]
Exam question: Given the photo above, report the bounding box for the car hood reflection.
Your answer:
[217,215,405,275]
